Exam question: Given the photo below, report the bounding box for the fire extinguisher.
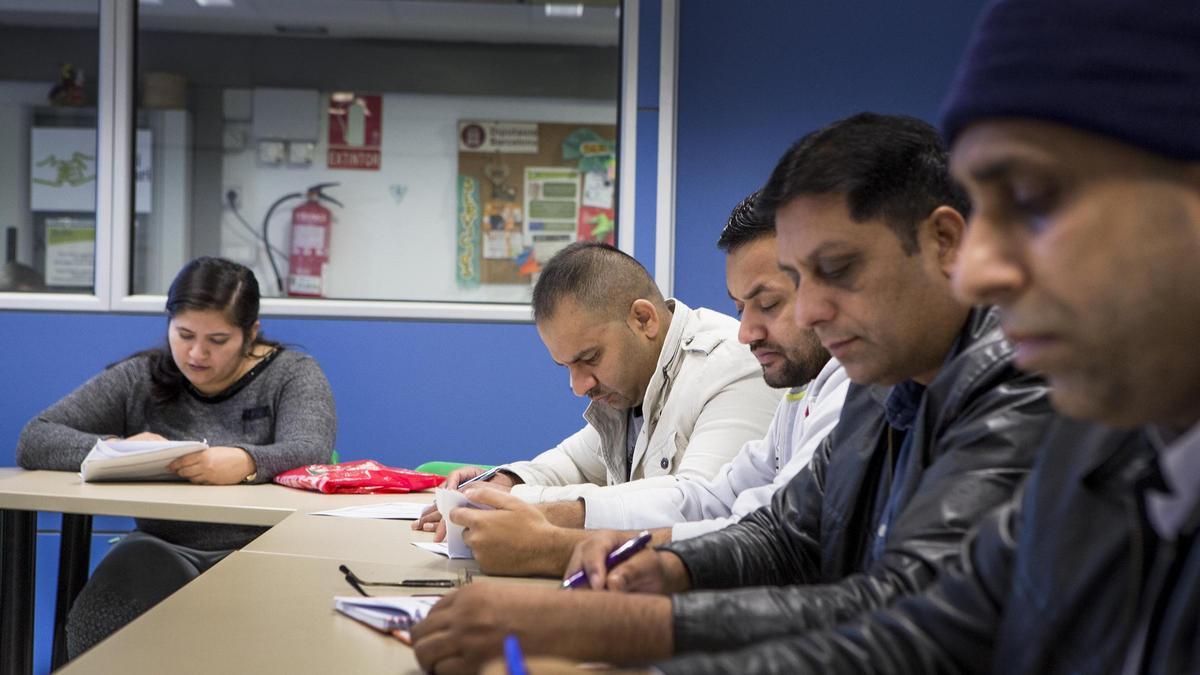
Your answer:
[260,183,342,297]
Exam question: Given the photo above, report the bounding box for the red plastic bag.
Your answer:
[273,459,445,494]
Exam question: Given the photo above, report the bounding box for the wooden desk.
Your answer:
[59,552,431,674]
[244,511,455,567]
[0,469,425,525]
[60,528,555,672]
[0,469,430,675]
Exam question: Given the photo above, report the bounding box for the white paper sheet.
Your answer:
[80,439,207,482]
[411,541,453,558]
[435,488,492,559]
[310,502,432,520]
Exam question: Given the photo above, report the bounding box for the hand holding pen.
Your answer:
[562,530,653,590]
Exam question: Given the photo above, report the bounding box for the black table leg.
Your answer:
[50,514,91,670]
[0,509,36,675]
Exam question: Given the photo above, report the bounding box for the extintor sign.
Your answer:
[327,93,382,170]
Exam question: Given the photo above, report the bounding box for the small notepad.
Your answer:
[333,595,440,643]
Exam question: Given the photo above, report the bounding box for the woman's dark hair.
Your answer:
[138,257,277,404]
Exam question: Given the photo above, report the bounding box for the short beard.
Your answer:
[759,334,831,388]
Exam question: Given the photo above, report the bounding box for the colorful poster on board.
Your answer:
[524,166,581,264]
[481,201,524,260]
[328,93,382,170]
[578,169,615,245]
[457,121,615,285]
[455,174,481,285]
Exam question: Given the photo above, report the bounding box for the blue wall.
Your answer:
[0,312,589,469]
[671,0,988,311]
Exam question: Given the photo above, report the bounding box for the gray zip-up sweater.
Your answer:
[16,347,336,550]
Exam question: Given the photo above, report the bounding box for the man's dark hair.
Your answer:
[717,190,773,253]
[756,112,970,254]
[532,242,664,323]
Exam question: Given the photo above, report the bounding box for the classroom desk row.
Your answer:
[0,469,550,674]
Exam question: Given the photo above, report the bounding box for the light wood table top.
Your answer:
[60,551,432,674]
[59,548,557,674]
[244,510,457,566]
[0,469,426,526]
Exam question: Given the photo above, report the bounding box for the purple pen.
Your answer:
[562,530,652,589]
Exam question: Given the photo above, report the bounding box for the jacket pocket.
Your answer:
[644,430,680,477]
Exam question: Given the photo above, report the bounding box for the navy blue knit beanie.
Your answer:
[940,0,1200,160]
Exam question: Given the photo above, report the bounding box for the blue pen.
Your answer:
[504,634,528,675]
[562,530,653,589]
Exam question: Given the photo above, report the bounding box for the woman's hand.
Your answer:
[168,446,256,485]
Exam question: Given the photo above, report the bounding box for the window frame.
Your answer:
[2,0,640,323]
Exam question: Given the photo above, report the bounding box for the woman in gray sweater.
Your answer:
[16,256,336,658]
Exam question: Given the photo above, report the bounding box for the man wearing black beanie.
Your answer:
[641,0,1200,672]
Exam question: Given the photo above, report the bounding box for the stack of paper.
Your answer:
[410,488,492,559]
[80,439,207,482]
[333,595,440,643]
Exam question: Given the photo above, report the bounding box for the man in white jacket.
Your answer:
[416,241,781,540]
[446,194,849,575]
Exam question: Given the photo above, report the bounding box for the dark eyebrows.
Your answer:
[559,346,599,367]
[174,326,232,339]
[734,282,770,303]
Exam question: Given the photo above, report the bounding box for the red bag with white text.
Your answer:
[273,459,445,494]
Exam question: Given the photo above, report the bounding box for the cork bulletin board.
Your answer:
[456,120,617,286]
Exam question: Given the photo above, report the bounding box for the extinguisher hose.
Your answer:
[261,191,302,294]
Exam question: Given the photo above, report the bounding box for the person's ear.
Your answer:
[246,320,261,353]
[924,205,966,277]
[628,299,660,340]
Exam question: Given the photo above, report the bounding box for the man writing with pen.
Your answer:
[434,191,850,576]
[415,241,782,542]
[410,112,1060,674]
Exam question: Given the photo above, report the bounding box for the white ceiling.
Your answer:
[0,0,620,46]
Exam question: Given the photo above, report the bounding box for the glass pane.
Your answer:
[133,0,621,303]
[0,3,100,293]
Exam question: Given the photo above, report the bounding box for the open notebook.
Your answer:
[80,438,207,482]
[333,595,440,644]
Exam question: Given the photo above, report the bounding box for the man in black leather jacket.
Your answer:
[646,1,1200,673]
[411,113,1058,674]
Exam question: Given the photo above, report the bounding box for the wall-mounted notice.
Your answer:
[458,121,538,154]
[44,216,95,287]
[524,167,581,262]
[31,128,153,213]
[328,93,382,170]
